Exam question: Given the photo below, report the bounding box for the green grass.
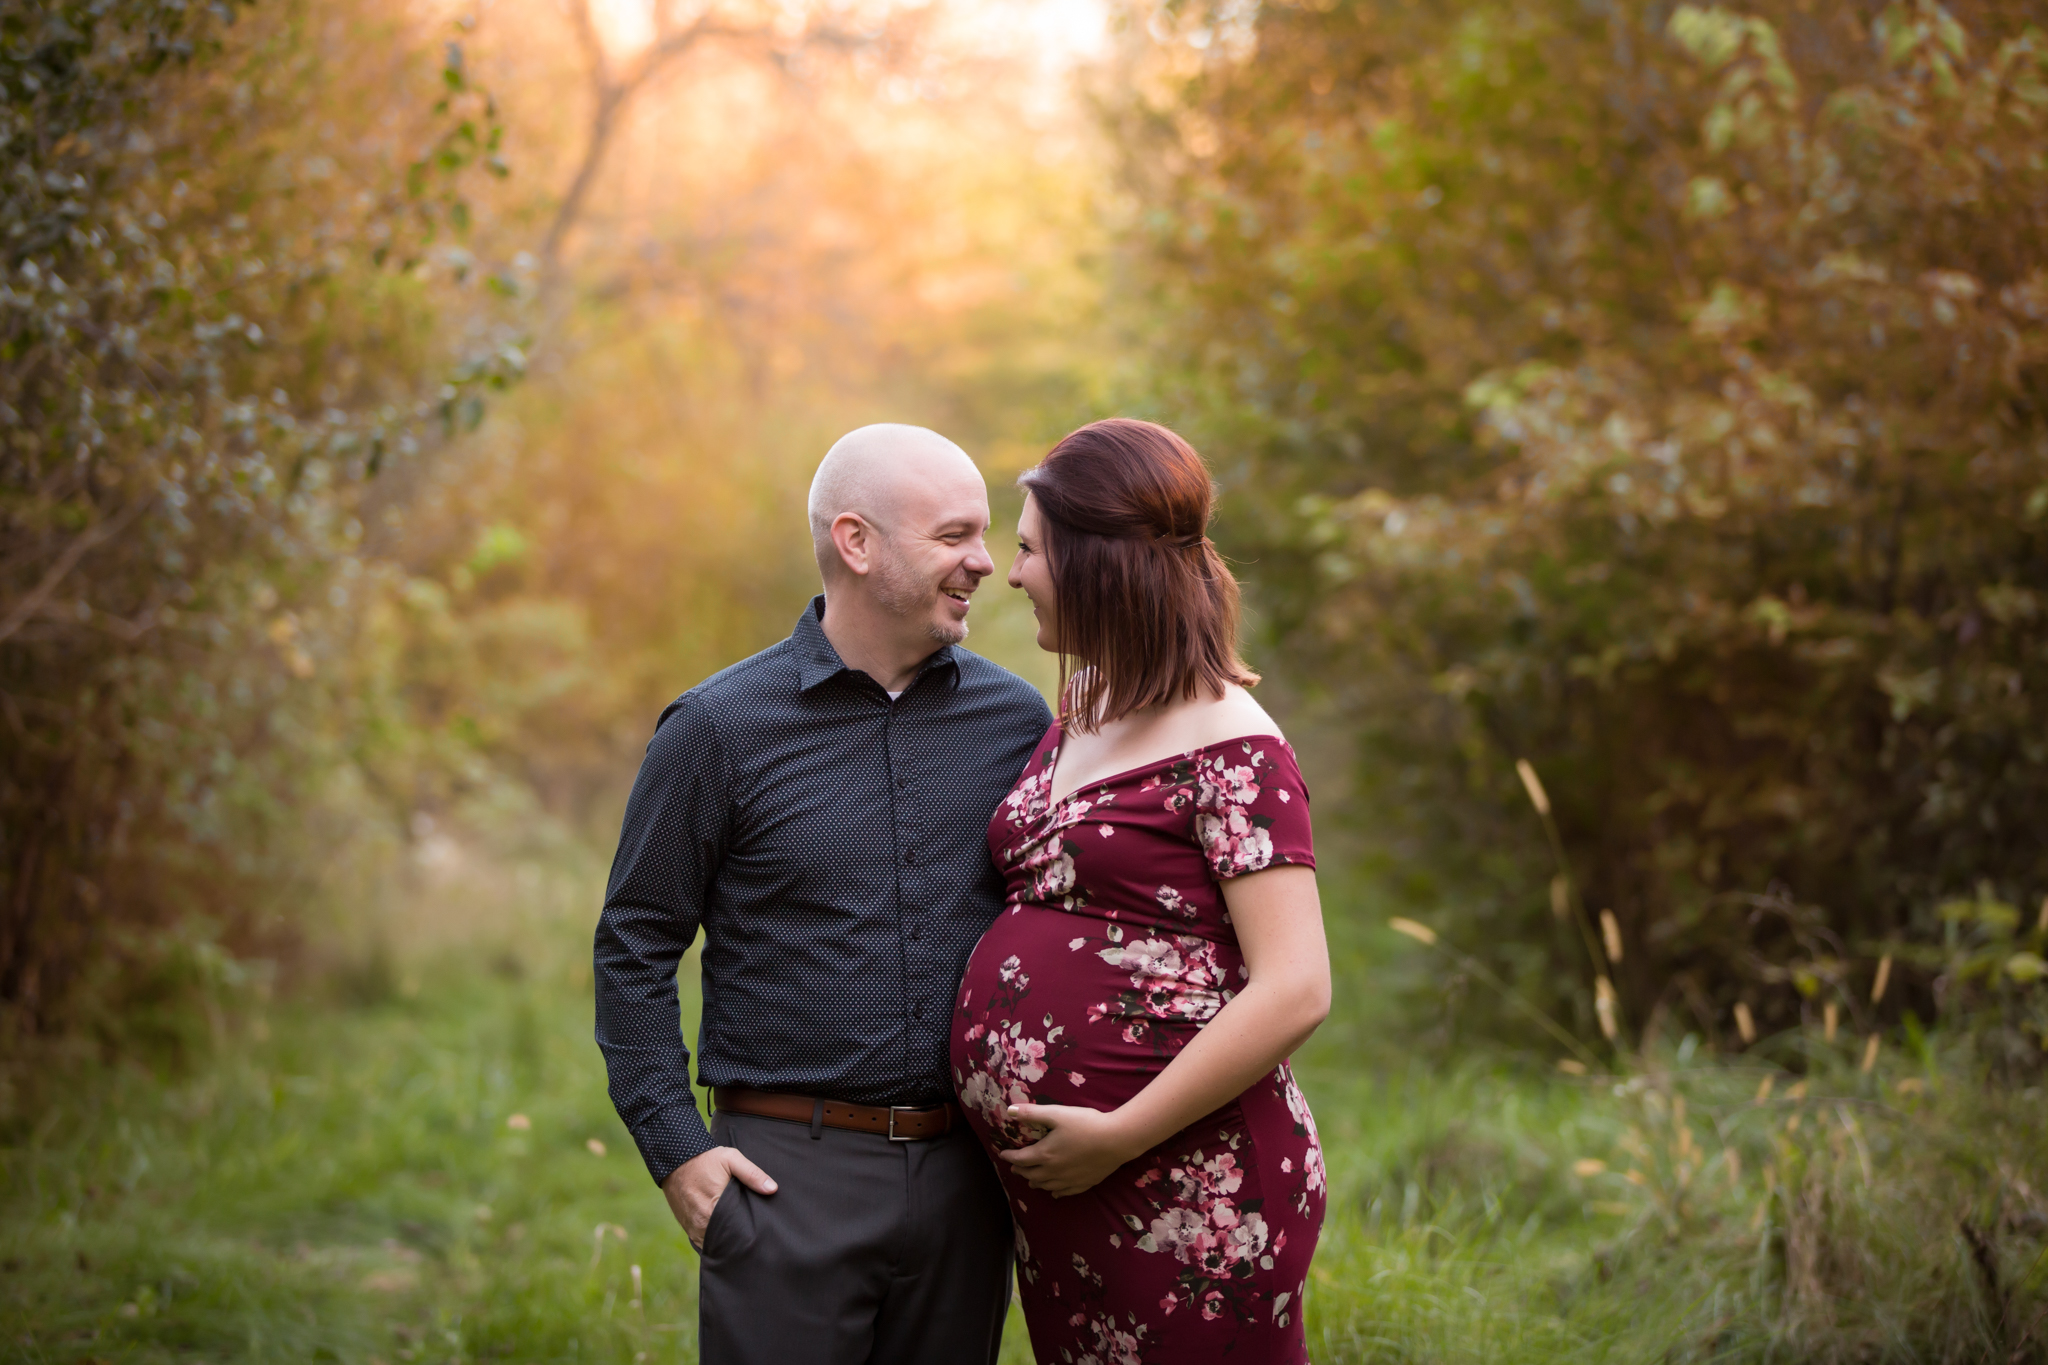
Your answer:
[4,912,2046,1363]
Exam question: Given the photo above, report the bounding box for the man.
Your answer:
[595,424,1053,1364]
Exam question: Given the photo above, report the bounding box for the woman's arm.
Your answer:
[1000,864,1331,1197]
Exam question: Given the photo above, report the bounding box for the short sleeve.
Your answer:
[1195,738,1316,880]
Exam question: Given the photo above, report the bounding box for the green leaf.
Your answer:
[468,523,527,575]
[1670,5,1745,70]
[1684,175,1732,220]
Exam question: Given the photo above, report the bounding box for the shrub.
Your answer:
[0,0,516,1072]
[1112,0,2048,1050]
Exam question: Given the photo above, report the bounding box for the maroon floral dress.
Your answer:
[951,722,1326,1364]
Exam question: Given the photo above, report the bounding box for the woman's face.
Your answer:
[1008,493,1057,654]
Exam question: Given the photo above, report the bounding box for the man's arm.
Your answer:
[594,694,776,1244]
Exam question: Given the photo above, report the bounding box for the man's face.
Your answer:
[868,471,995,646]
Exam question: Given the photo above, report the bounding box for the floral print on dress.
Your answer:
[1078,927,1238,1053]
[1278,1063,1327,1217]
[997,743,1120,915]
[956,954,1075,1149]
[953,723,1323,1364]
[1154,885,1197,921]
[1126,1125,1283,1328]
[1132,743,1303,883]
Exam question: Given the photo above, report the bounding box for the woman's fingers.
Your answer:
[1007,1102,1059,1129]
[993,1105,1111,1195]
[1000,1151,1099,1194]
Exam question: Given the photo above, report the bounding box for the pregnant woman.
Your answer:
[952,419,1331,1363]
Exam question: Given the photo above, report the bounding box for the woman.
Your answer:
[951,419,1331,1363]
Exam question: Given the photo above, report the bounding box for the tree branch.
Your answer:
[542,5,772,269]
[0,497,154,647]
[539,0,880,273]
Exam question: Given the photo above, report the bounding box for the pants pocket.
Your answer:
[702,1176,753,1262]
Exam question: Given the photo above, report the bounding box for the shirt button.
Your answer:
[913,1001,927,1019]
[902,849,917,866]
[907,923,922,940]
[897,777,910,789]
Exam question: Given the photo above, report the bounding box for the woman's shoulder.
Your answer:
[1169,684,1284,753]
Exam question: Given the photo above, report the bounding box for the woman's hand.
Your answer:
[997,867,1329,1201]
[999,1102,1142,1197]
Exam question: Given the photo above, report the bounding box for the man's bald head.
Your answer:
[808,424,983,580]
[806,423,995,663]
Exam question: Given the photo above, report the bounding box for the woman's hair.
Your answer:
[1019,418,1258,732]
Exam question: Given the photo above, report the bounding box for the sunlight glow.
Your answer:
[588,0,657,55]
[583,0,1110,82]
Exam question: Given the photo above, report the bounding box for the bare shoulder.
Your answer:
[1168,684,1284,752]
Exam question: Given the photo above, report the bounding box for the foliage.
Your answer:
[1111,0,2048,1052]
[0,0,518,1072]
[366,5,1105,823]
[0,0,1111,1089]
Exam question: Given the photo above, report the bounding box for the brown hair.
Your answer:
[1019,418,1258,732]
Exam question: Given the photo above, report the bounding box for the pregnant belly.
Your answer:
[950,905,1244,1147]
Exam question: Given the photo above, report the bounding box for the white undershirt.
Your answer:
[888,690,903,701]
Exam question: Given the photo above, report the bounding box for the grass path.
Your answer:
[4,922,2036,1362]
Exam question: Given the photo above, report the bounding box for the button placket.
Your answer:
[883,706,925,1039]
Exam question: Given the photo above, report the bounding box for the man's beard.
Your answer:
[871,538,969,646]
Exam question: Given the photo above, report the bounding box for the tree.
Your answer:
[0,0,514,1063]
[1114,0,2048,1052]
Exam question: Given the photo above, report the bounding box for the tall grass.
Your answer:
[3,890,2045,1362]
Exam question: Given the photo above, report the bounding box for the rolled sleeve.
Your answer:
[594,693,728,1184]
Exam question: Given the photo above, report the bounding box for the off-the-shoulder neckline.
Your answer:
[1043,723,1290,810]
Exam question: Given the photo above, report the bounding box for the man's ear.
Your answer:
[829,512,873,578]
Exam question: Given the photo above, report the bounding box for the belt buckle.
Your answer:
[887,1106,918,1142]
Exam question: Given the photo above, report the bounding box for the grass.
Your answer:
[4,904,2047,1363]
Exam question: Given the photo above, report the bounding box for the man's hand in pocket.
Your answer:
[662,1146,779,1249]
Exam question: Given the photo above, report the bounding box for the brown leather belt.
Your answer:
[713,1086,959,1141]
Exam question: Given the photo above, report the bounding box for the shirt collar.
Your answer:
[792,595,961,694]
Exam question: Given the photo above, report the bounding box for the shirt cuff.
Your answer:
[627,1099,719,1186]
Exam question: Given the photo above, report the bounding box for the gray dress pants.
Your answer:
[698,1110,1013,1365]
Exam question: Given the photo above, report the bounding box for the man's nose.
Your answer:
[963,535,996,579]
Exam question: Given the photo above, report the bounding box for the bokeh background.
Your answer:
[4,0,2048,1359]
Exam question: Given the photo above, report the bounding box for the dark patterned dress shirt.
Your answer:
[595,596,1053,1184]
